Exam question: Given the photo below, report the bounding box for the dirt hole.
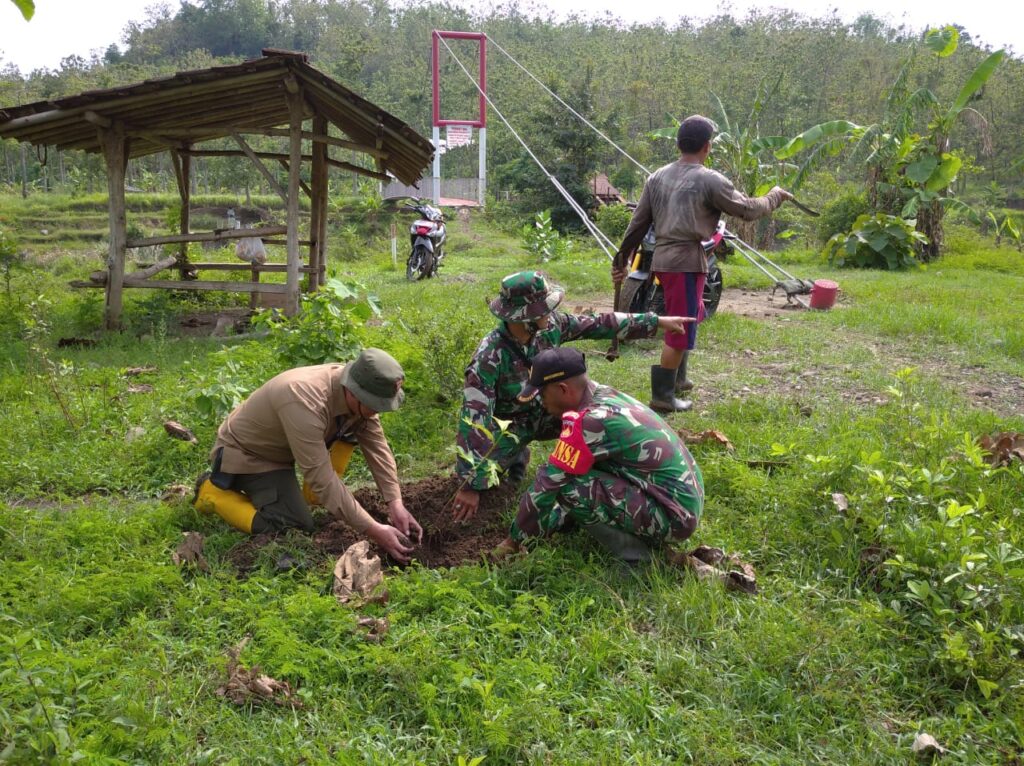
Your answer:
[224,476,518,575]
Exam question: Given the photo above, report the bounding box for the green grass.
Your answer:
[1,197,1023,763]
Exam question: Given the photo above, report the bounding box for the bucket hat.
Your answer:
[339,348,405,412]
[488,271,564,322]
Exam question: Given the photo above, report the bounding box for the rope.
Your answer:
[485,34,651,178]
[436,36,618,260]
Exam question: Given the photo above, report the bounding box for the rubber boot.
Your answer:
[194,477,257,533]
[302,441,355,506]
[584,522,652,563]
[675,352,694,394]
[650,366,692,413]
[505,446,531,485]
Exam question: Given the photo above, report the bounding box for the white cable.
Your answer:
[485,34,651,178]
[437,36,617,259]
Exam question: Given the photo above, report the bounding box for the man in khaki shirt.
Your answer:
[615,115,793,412]
[194,348,422,563]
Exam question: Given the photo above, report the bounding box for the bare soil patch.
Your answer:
[224,476,518,575]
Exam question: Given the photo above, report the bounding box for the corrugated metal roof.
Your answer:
[0,51,433,185]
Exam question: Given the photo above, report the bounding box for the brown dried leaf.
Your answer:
[911,732,946,757]
[163,420,197,443]
[831,492,849,514]
[977,432,1024,467]
[689,544,725,566]
[171,531,210,573]
[161,484,191,502]
[216,635,300,708]
[127,383,154,394]
[356,616,390,642]
[677,428,735,451]
[124,365,157,377]
[333,541,385,606]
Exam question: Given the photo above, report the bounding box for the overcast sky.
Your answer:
[0,0,1019,74]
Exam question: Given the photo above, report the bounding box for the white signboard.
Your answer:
[446,125,473,148]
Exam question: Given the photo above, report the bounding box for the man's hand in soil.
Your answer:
[452,487,480,522]
[386,498,423,544]
[489,536,524,563]
[366,522,415,563]
[657,316,697,335]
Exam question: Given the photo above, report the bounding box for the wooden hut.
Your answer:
[0,50,434,329]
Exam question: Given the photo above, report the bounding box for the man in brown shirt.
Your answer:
[193,348,422,563]
[615,115,793,412]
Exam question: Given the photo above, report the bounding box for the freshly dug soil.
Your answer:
[224,475,519,575]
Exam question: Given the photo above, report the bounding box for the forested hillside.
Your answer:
[2,0,1022,205]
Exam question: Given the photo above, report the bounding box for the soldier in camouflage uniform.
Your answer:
[492,347,704,562]
[453,271,694,521]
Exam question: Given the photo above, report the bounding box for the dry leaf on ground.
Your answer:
[977,432,1024,467]
[171,531,210,573]
[163,420,197,443]
[216,635,300,708]
[161,483,191,502]
[669,546,758,594]
[676,428,735,451]
[356,616,390,643]
[127,383,154,394]
[911,732,946,757]
[333,540,386,606]
[124,365,157,377]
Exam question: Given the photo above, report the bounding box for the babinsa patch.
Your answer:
[547,410,594,475]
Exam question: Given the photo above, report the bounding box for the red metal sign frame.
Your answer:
[432,30,487,128]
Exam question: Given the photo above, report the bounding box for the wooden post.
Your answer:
[309,115,328,292]
[100,125,128,330]
[171,146,191,277]
[285,91,303,315]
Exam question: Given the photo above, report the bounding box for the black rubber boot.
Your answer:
[650,366,692,413]
[505,447,531,484]
[675,352,694,394]
[584,522,652,563]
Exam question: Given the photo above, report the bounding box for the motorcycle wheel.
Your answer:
[407,246,433,281]
[618,278,648,315]
[703,264,723,317]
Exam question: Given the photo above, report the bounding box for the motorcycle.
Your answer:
[619,221,728,318]
[403,199,446,281]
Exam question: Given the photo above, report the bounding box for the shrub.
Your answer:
[593,203,634,241]
[823,213,926,270]
[522,211,572,263]
[252,278,379,368]
[815,189,869,244]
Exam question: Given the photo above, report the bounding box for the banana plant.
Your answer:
[774,27,1005,261]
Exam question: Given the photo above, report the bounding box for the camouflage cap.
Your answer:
[488,271,565,322]
[338,348,405,413]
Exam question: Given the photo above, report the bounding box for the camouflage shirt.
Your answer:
[511,383,704,541]
[456,311,659,489]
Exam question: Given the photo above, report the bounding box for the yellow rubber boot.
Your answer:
[302,441,355,506]
[194,479,257,534]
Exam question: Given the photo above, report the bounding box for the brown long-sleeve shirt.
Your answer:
[619,160,786,273]
[212,364,401,533]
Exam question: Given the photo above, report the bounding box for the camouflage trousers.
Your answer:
[540,469,697,544]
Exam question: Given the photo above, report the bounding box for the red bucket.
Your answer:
[809,279,839,310]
